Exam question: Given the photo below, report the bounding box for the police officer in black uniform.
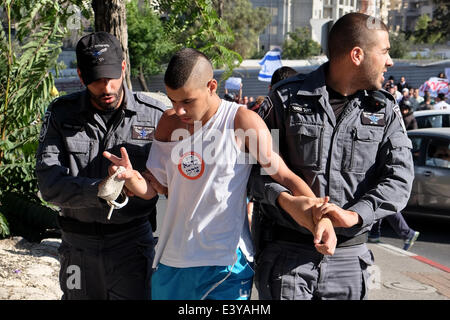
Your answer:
[36,32,166,299]
[248,13,414,300]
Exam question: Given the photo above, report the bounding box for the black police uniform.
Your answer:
[248,63,414,300]
[36,86,166,299]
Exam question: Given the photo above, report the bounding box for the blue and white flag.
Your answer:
[258,50,282,82]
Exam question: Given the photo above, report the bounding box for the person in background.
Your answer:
[399,99,418,131]
[397,76,409,91]
[400,88,410,103]
[383,75,395,90]
[409,88,423,111]
[418,96,434,110]
[368,212,420,251]
[269,66,297,92]
[433,93,449,110]
[247,96,266,113]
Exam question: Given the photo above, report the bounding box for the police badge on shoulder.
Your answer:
[39,110,52,142]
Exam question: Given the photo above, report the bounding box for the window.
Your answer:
[425,139,450,169]
[270,26,277,35]
[416,115,450,128]
[409,137,423,164]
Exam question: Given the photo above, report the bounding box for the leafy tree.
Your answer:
[426,0,449,43]
[0,0,86,238]
[410,1,449,44]
[389,32,410,59]
[126,0,176,91]
[154,0,242,83]
[282,27,321,59]
[213,0,271,59]
[413,14,441,44]
[0,0,84,198]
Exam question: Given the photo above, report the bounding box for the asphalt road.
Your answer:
[376,213,450,268]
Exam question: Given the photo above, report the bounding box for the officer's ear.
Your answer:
[350,47,364,67]
[77,68,85,86]
[121,60,126,75]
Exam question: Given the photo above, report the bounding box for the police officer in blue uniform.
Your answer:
[36,32,166,299]
[248,13,414,300]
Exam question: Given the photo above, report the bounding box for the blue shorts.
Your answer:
[151,248,254,300]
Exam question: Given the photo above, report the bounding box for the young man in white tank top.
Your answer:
[104,48,338,300]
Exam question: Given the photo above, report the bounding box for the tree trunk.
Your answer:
[138,64,149,92]
[217,0,224,18]
[91,0,132,90]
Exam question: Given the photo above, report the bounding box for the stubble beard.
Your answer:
[88,81,124,111]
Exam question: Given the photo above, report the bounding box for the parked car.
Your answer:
[404,128,450,218]
[413,110,450,129]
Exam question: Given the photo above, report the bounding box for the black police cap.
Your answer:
[76,32,123,85]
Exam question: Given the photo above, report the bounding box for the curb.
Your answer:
[375,243,450,273]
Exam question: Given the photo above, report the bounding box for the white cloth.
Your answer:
[147,100,253,268]
[224,77,242,91]
[433,101,450,110]
[258,50,282,82]
[419,77,449,98]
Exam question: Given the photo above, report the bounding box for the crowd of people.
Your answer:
[226,72,449,121]
[383,74,449,111]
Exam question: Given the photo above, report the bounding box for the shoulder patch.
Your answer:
[258,96,273,120]
[39,110,52,142]
[392,104,407,134]
[135,92,169,113]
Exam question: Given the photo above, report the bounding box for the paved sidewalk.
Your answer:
[367,242,449,300]
[250,243,450,300]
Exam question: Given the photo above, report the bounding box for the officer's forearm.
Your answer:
[37,168,104,209]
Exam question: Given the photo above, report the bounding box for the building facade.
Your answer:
[389,0,434,32]
[250,0,384,53]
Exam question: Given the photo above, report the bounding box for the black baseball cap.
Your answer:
[76,32,123,85]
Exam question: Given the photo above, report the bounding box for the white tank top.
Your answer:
[147,100,253,268]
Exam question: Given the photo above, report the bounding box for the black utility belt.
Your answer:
[273,225,368,248]
[57,215,148,236]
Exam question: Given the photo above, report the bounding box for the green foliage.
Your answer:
[410,2,449,44]
[389,32,410,59]
[426,1,449,43]
[154,0,242,83]
[214,0,271,59]
[0,211,10,238]
[412,14,442,44]
[0,0,82,197]
[126,0,176,78]
[282,27,321,59]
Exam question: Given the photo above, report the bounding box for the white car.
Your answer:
[413,110,450,128]
[406,128,450,218]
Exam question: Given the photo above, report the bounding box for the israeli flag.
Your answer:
[258,50,282,82]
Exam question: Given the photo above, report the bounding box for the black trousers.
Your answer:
[58,221,155,300]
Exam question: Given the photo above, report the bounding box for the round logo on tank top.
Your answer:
[178,151,205,180]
